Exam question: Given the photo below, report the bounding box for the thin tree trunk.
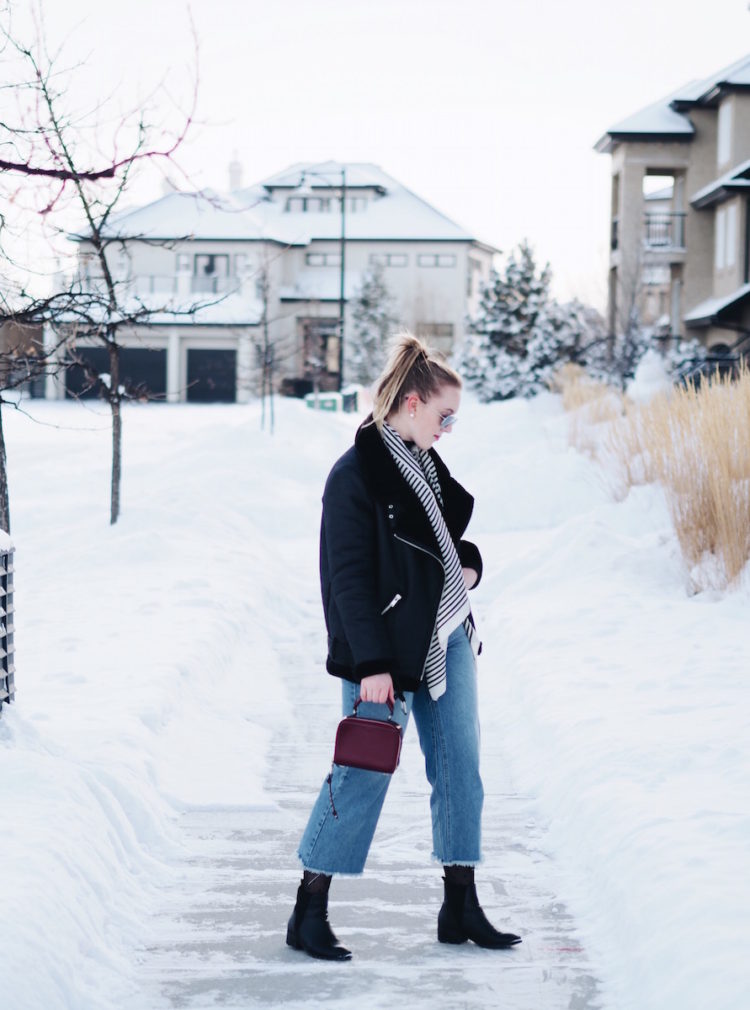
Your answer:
[109,343,121,525]
[0,401,10,534]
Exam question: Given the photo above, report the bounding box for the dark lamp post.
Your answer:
[295,165,347,392]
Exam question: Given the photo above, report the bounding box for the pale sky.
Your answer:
[12,0,750,308]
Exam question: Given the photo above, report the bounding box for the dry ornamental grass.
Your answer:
[556,362,750,591]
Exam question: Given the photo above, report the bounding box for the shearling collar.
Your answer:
[354,415,474,547]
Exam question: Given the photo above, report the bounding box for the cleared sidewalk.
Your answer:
[131,628,606,1010]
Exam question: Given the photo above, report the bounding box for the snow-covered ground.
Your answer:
[2,392,748,1010]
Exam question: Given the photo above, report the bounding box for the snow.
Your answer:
[2,391,749,1009]
[625,348,672,402]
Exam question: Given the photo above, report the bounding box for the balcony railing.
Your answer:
[191,275,233,294]
[644,213,686,250]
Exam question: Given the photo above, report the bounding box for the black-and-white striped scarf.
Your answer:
[381,422,477,699]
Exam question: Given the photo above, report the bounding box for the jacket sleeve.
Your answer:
[322,461,394,679]
[458,539,483,589]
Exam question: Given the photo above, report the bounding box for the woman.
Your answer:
[287,333,521,961]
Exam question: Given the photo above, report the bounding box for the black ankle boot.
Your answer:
[286,881,352,961]
[437,877,522,949]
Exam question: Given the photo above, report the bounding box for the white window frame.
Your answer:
[305,251,341,267]
[726,202,737,268]
[369,252,408,267]
[417,253,456,268]
[717,101,732,167]
[715,208,727,270]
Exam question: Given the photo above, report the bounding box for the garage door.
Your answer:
[66,347,167,400]
[186,349,237,403]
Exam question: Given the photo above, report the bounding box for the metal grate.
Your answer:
[0,548,15,716]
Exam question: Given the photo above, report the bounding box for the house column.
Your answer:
[43,322,65,400]
[167,328,181,403]
[236,331,253,404]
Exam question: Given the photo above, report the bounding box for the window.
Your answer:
[726,203,737,268]
[193,254,229,293]
[369,252,408,267]
[417,253,456,268]
[715,208,727,270]
[286,195,334,212]
[348,197,367,212]
[305,252,342,267]
[717,101,732,167]
[641,265,670,286]
[415,323,454,353]
[467,257,483,296]
[416,323,454,338]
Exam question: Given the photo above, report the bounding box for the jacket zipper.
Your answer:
[393,532,444,568]
[393,532,444,679]
[380,593,403,615]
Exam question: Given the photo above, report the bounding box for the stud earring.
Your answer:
[410,412,415,418]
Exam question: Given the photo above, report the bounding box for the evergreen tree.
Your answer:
[463,241,613,399]
[346,264,396,385]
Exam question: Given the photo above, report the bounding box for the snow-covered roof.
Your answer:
[279,270,363,302]
[672,53,750,107]
[596,93,695,150]
[60,287,263,328]
[684,282,750,327]
[596,54,750,153]
[74,162,497,250]
[75,191,306,247]
[237,162,488,244]
[690,156,750,208]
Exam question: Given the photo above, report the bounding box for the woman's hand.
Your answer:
[359,672,395,706]
[462,567,478,589]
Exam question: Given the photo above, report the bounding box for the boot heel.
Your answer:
[437,920,468,944]
[286,924,302,950]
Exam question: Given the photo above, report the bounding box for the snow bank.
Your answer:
[1,399,356,1009]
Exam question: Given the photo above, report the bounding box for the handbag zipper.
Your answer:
[380,593,402,615]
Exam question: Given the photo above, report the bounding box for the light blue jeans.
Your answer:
[298,625,483,874]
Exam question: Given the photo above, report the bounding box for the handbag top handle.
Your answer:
[352,697,395,719]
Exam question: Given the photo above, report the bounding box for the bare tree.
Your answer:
[0,285,74,531]
[0,6,200,523]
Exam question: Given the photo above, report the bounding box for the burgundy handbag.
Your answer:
[333,698,403,774]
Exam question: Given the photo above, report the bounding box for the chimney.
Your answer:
[229,151,243,191]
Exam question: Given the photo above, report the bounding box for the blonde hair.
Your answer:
[371,331,461,429]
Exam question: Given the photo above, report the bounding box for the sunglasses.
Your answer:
[437,410,458,430]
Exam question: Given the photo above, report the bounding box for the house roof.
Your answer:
[595,54,750,153]
[75,190,306,246]
[74,162,497,249]
[683,282,750,327]
[236,161,493,245]
[690,156,750,208]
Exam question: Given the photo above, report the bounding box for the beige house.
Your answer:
[596,54,750,359]
[52,162,497,403]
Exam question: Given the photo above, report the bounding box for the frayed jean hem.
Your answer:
[296,852,366,878]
